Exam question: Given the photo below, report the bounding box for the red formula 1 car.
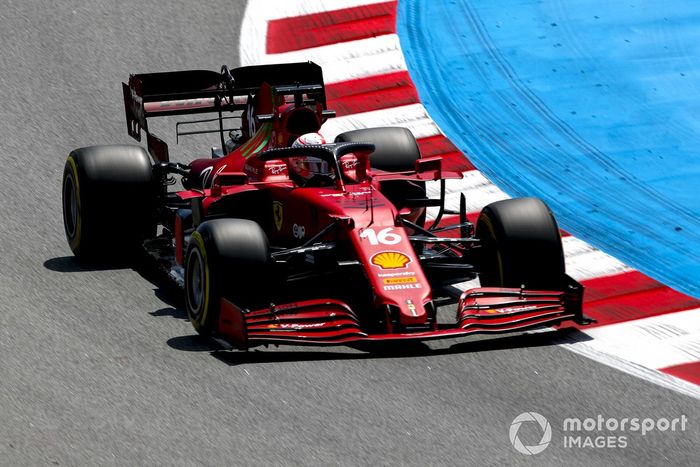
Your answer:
[62,62,587,350]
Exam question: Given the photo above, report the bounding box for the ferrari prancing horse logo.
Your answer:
[273,201,283,231]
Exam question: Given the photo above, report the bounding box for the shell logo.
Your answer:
[370,251,412,269]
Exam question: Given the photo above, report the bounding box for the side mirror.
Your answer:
[415,156,442,179]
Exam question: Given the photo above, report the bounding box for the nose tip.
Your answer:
[398,299,428,325]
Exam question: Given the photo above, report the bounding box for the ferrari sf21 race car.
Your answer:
[62,62,588,350]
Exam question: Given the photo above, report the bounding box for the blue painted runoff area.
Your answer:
[398,0,700,298]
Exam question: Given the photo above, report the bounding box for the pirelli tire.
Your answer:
[476,197,565,290]
[184,219,271,337]
[334,127,426,210]
[62,145,156,262]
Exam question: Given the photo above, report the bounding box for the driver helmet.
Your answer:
[289,133,334,185]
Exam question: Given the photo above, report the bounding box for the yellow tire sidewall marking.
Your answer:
[190,231,211,330]
[66,156,82,250]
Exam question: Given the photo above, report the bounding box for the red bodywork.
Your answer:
[218,288,582,348]
[174,125,583,349]
[123,62,585,350]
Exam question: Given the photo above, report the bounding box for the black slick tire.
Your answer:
[61,145,156,262]
[476,197,565,290]
[184,219,270,336]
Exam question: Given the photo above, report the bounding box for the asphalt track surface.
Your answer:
[0,1,697,466]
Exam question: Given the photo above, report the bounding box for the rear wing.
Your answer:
[122,61,330,162]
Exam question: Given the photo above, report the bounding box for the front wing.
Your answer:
[216,279,586,350]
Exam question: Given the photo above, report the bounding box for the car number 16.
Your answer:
[359,227,402,245]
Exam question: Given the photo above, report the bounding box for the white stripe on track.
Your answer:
[320,103,440,140]
[562,236,632,282]
[246,35,409,85]
[557,328,700,400]
[570,308,700,370]
[241,1,405,84]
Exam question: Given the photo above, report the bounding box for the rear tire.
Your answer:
[334,127,425,210]
[184,219,271,336]
[62,145,156,262]
[476,197,565,290]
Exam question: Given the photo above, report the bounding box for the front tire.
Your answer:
[184,219,271,336]
[476,197,565,290]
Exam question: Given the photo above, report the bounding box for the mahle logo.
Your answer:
[509,412,552,455]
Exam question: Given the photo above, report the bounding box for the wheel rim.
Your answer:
[63,172,78,238]
[186,248,205,317]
